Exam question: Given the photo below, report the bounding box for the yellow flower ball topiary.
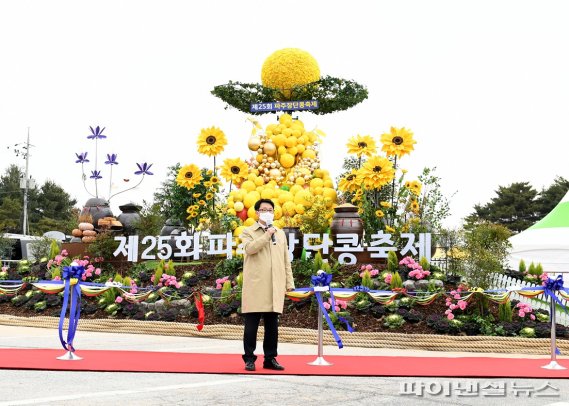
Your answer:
[261,48,320,99]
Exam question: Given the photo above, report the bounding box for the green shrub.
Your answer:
[498,299,513,322]
[390,272,403,289]
[387,251,398,273]
[518,259,526,273]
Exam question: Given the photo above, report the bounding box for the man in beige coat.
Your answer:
[240,198,295,371]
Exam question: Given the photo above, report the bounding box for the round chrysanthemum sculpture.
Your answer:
[211,48,368,115]
[261,48,320,99]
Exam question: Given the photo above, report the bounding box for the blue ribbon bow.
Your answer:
[543,276,568,315]
[311,272,353,348]
[59,265,85,352]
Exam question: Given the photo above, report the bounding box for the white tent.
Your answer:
[507,190,569,273]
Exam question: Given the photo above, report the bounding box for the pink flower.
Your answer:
[54,276,61,281]
[449,304,457,310]
[384,274,392,284]
[519,310,526,317]
[115,296,123,303]
[95,268,101,275]
[323,302,331,310]
[447,313,455,320]
[458,300,467,310]
[365,264,372,271]
[216,284,222,289]
[360,265,366,271]
[150,275,155,282]
[61,249,68,256]
[130,288,138,294]
[454,294,461,300]
[370,269,379,277]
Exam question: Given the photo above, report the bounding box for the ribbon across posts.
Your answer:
[59,264,85,354]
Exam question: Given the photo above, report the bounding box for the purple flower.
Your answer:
[90,170,102,179]
[135,162,154,175]
[105,153,119,165]
[87,126,107,140]
[75,152,89,163]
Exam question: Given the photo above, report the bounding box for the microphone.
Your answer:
[266,223,277,245]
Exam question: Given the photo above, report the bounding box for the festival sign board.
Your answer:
[250,100,319,113]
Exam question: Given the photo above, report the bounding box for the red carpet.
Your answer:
[0,349,568,378]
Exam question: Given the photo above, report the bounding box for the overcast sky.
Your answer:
[1,0,568,229]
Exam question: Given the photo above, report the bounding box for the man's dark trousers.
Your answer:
[242,312,279,362]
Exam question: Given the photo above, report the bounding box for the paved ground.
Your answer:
[0,325,568,405]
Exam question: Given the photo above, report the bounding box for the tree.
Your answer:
[465,182,540,233]
[466,177,569,234]
[0,165,77,235]
[535,176,569,218]
[463,222,512,290]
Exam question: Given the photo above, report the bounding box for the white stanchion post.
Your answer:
[308,301,333,366]
[541,295,566,370]
[57,348,82,361]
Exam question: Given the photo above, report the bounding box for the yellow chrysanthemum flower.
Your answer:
[210,176,220,185]
[176,164,202,190]
[337,169,359,193]
[380,127,416,158]
[197,127,227,157]
[193,193,202,198]
[186,206,196,214]
[385,225,396,234]
[198,200,206,206]
[261,48,320,99]
[191,204,199,211]
[190,212,198,218]
[346,134,377,157]
[357,156,395,189]
[380,201,391,208]
[206,192,214,200]
[204,181,212,188]
[375,209,384,218]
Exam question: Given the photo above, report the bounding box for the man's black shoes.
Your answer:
[263,358,285,370]
[244,361,256,371]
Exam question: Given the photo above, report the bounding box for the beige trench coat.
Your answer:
[240,222,295,314]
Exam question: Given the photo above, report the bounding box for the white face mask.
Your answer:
[259,212,274,225]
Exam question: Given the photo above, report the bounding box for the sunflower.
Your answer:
[210,175,219,183]
[410,200,420,214]
[375,209,385,218]
[357,156,395,189]
[409,180,422,196]
[380,127,416,158]
[193,193,202,198]
[351,189,363,203]
[186,206,196,214]
[205,192,214,200]
[197,127,227,157]
[220,158,249,184]
[176,164,202,189]
[204,181,213,188]
[337,169,360,193]
[346,134,377,157]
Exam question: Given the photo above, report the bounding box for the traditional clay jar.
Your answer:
[330,203,364,246]
[282,226,304,260]
[81,198,113,229]
[160,218,186,237]
[117,202,142,236]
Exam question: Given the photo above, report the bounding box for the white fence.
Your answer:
[489,273,569,326]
